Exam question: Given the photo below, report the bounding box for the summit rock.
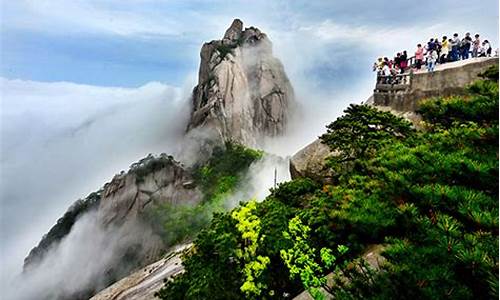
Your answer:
[187,19,296,147]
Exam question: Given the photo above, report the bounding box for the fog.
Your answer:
[5,210,159,300]
[0,77,196,294]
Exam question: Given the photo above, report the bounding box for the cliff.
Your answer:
[187,19,296,147]
[22,154,202,299]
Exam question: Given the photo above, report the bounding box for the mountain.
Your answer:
[21,19,294,300]
[187,19,295,147]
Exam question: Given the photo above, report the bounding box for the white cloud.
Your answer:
[0,77,192,290]
[3,0,203,38]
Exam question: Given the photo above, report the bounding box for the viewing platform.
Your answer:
[372,57,498,112]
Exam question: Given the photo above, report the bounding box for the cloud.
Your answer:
[5,210,160,300]
[3,1,189,38]
[0,77,193,292]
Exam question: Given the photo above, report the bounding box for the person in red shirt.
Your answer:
[415,44,424,69]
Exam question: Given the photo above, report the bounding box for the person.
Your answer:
[400,51,408,73]
[461,32,472,59]
[472,34,481,57]
[426,49,438,73]
[382,62,391,83]
[377,57,384,69]
[447,38,453,61]
[373,57,383,74]
[450,33,460,61]
[440,36,449,63]
[394,53,401,70]
[384,57,390,69]
[435,37,442,61]
[478,42,486,57]
[415,44,424,69]
[483,40,492,57]
[427,38,436,52]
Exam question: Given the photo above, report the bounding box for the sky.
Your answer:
[0,0,498,293]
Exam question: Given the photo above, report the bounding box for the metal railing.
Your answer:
[375,72,413,93]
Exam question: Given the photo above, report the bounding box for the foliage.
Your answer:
[130,153,175,183]
[146,203,209,246]
[157,76,498,299]
[195,141,263,203]
[320,104,414,161]
[280,216,348,300]
[155,213,244,299]
[320,104,414,178]
[478,65,499,82]
[232,200,270,298]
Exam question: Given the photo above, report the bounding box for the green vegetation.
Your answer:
[130,153,175,183]
[157,68,498,299]
[232,200,270,298]
[146,142,263,247]
[281,216,348,299]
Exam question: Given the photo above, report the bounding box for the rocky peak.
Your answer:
[223,18,243,41]
[187,19,295,148]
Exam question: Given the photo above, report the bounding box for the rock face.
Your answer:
[90,244,191,300]
[23,155,202,299]
[98,155,201,227]
[289,139,336,183]
[187,19,295,147]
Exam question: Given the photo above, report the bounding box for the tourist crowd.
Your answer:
[374,32,496,82]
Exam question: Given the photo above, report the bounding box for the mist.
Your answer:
[0,77,195,294]
[5,210,159,300]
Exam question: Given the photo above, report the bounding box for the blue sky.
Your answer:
[0,0,498,290]
[2,0,498,87]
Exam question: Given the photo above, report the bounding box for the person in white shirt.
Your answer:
[382,63,391,83]
[426,50,438,73]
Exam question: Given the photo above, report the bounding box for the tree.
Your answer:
[320,104,414,162]
[232,200,271,299]
[280,216,348,300]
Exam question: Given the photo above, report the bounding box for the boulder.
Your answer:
[289,139,336,183]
